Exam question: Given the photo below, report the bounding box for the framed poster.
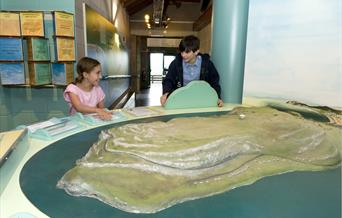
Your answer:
[0,38,23,61]
[28,62,51,85]
[54,11,74,37]
[27,38,50,61]
[0,62,25,85]
[20,12,44,37]
[56,37,75,61]
[44,12,56,62]
[52,62,74,85]
[0,12,21,36]
[84,4,129,77]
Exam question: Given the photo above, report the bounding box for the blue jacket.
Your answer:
[162,53,221,98]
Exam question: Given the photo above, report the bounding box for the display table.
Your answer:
[0,129,26,163]
[1,82,340,217]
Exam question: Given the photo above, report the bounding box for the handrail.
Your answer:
[102,75,131,80]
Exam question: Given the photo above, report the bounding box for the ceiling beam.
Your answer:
[193,4,212,31]
[122,0,139,7]
[177,0,200,2]
[126,0,153,15]
[200,0,211,12]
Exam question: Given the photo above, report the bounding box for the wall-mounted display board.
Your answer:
[54,11,74,37]
[52,62,74,85]
[56,37,75,61]
[20,12,44,37]
[0,62,25,85]
[0,10,75,87]
[27,37,50,61]
[44,12,56,62]
[85,5,129,77]
[0,37,23,61]
[0,12,21,36]
[28,62,51,85]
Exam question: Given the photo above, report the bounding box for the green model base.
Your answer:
[164,81,218,109]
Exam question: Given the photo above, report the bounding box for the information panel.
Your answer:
[27,38,50,61]
[56,37,75,61]
[0,12,21,36]
[54,11,74,37]
[0,62,25,84]
[0,38,23,61]
[20,12,44,37]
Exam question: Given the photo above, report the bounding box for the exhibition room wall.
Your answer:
[76,0,131,109]
[195,0,341,108]
[0,0,131,132]
[243,0,341,108]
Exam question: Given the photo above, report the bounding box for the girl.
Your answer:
[64,57,112,120]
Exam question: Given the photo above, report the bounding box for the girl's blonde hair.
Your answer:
[74,57,100,84]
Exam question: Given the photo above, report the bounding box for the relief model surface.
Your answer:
[57,105,341,213]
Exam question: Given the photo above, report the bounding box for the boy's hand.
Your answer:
[160,93,169,106]
[217,99,224,107]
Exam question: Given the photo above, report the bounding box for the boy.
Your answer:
[160,35,223,107]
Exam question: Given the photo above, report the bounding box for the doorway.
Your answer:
[135,52,176,107]
[150,53,175,83]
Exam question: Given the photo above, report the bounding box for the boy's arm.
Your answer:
[207,61,221,99]
[162,61,178,95]
[217,99,224,107]
[161,61,178,106]
[160,93,169,106]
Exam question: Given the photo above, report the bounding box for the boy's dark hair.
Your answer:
[74,57,100,83]
[179,35,200,53]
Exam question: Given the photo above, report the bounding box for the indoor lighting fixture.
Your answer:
[144,14,170,29]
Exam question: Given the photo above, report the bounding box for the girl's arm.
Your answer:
[96,100,112,119]
[68,92,98,113]
[69,93,112,120]
[97,100,105,109]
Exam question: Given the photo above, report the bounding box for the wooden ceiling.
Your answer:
[121,0,152,16]
[121,0,201,16]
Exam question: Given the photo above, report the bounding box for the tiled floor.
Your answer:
[135,82,163,107]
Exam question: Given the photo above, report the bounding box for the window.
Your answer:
[163,55,175,74]
[150,53,175,83]
[150,53,163,76]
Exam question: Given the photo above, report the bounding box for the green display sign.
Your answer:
[29,63,51,85]
[28,38,50,61]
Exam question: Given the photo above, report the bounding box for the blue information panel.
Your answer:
[0,38,23,61]
[52,62,74,85]
[0,62,25,84]
[52,63,65,84]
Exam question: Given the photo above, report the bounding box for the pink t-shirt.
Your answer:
[63,83,105,115]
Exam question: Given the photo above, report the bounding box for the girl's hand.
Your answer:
[96,108,112,121]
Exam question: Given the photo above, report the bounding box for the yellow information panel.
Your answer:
[56,37,75,61]
[20,12,44,36]
[54,11,74,37]
[0,129,25,162]
[0,12,21,36]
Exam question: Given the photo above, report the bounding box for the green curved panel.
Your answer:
[164,81,218,109]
